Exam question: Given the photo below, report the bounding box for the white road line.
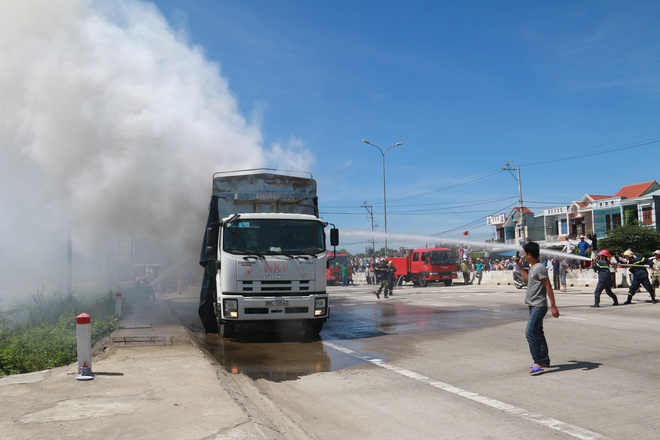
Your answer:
[322,341,604,440]
[561,316,587,321]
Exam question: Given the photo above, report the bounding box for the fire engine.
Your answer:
[389,247,458,287]
[326,252,353,285]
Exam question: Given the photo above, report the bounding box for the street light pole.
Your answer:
[362,139,404,255]
[502,161,525,242]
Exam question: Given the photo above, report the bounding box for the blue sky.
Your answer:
[152,1,660,253]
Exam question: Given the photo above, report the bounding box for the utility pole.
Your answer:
[362,202,376,256]
[502,161,525,242]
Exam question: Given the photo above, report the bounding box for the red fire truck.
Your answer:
[389,247,458,287]
[326,252,353,285]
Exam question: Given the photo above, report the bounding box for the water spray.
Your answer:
[342,230,591,262]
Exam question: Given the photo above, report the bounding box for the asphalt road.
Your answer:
[174,281,660,440]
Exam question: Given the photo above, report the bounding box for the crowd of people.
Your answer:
[343,244,660,302]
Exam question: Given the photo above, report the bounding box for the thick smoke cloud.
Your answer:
[0,0,306,296]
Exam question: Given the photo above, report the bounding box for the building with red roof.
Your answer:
[488,181,660,245]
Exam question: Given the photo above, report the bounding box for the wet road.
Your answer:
[169,282,529,382]
[166,282,660,439]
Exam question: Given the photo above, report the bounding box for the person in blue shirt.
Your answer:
[590,250,619,307]
[577,235,592,269]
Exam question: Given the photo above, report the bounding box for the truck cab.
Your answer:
[198,170,338,338]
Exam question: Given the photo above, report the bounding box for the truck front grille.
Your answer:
[239,280,311,294]
[244,307,309,314]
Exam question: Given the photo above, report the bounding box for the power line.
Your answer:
[521,135,660,168]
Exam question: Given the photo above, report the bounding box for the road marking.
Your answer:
[561,316,587,321]
[323,341,604,440]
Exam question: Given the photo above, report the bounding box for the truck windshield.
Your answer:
[223,219,325,255]
[429,250,457,265]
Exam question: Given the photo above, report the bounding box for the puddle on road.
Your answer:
[194,300,527,382]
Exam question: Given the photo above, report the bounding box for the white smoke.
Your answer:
[0,0,309,292]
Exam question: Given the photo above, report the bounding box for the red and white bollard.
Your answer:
[115,291,123,317]
[76,313,93,380]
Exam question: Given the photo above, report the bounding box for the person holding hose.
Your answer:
[590,250,619,307]
[620,249,656,305]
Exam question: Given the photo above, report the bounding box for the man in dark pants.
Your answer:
[374,259,390,299]
[621,249,656,305]
[590,250,618,307]
[387,261,397,295]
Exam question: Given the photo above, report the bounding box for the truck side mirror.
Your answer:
[330,228,339,247]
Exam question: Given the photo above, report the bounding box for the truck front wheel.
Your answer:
[303,319,323,338]
[444,280,453,286]
[220,323,235,338]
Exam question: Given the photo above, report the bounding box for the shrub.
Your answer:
[0,290,120,376]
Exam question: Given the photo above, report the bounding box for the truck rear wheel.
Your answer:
[418,274,428,287]
[303,320,323,338]
[444,280,453,286]
[220,323,235,338]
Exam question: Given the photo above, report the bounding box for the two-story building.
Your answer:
[487,180,660,244]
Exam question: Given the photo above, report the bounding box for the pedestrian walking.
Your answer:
[621,249,656,305]
[590,250,619,307]
[515,241,560,375]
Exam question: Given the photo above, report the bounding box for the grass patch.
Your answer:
[0,289,120,375]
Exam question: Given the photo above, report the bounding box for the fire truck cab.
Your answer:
[389,247,458,287]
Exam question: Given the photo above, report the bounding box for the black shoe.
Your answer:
[375,292,380,299]
[623,300,632,305]
[590,304,600,308]
[652,299,658,304]
[613,302,619,306]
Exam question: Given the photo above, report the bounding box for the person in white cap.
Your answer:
[651,250,660,289]
[621,249,656,305]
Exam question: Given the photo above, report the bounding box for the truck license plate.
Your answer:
[265,300,289,307]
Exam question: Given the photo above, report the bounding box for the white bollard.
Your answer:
[115,291,123,317]
[76,313,93,380]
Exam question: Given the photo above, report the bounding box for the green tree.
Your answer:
[598,221,660,257]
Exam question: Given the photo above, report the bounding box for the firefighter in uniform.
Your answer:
[622,249,656,305]
[590,250,619,307]
[374,259,390,299]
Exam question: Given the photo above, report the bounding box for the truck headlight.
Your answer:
[314,298,327,316]
[223,299,239,319]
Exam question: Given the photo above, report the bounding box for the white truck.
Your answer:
[198,169,338,337]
